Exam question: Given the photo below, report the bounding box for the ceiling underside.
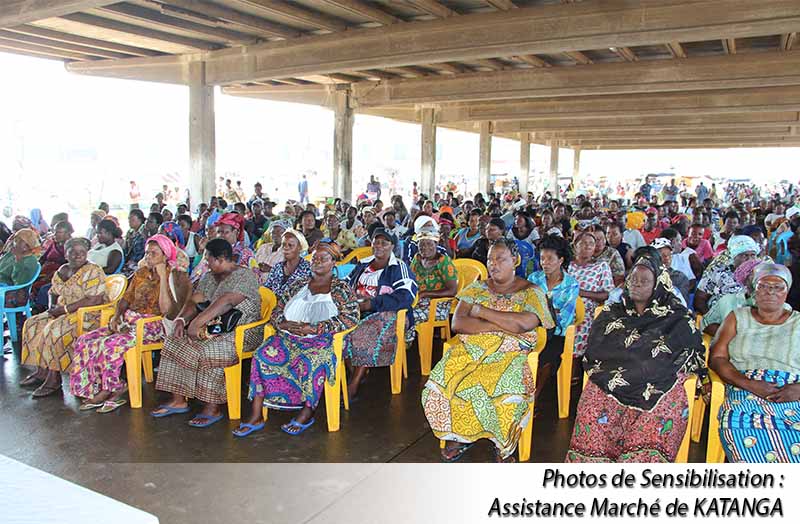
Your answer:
[2,0,800,149]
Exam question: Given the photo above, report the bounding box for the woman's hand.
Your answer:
[153,262,168,280]
[766,383,800,403]
[187,319,202,341]
[469,304,482,318]
[747,379,783,400]
[173,318,186,338]
[109,313,123,333]
[48,305,66,318]
[358,299,372,313]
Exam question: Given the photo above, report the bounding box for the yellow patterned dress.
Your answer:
[22,263,107,371]
[421,281,554,458]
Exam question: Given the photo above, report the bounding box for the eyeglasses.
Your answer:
[755,282,788,295]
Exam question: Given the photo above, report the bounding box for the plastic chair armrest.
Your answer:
[77,302,117,328]
[135,316,164,343]
[332,326,357,361]
[234,317,273,359]
[427,296,454,321]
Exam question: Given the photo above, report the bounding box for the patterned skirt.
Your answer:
[69,311,164,398]
[421,332,536,459]
[565,379,688,463]
[720,369,800,463]
[345,311,412,367]
[22,311,100,372]
[412,297,453,325]
[573,298,599,357]
[249,331,336,410]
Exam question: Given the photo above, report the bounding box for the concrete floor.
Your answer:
[1,331,709,523]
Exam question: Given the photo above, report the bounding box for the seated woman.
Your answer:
[454,209,482,258]
[263,229,312,297]
[566,248,705,463]
[190,213,258,284]
[32,221,72,307]
[694,235,759,314]
[20,238,107,397]
[701,258,761,336]
[709,263,800,463]
[527,234,580,399]
[0,228,41,308]
[151,239,262,427]
[591,227,626,287]
[410,231,458,325]
[233,241,360,437]
[254,220,290,273]
[569,231,614,358]
[422,238,554,463]
[69,235,191,413]
[344,228,418,400]
[87,219,123,275]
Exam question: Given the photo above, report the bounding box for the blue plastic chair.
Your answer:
[515,240,535,278]
[335,264,356,279]
[112,252,125,274]
[0,263,41,342]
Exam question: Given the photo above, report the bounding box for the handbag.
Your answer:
[196,301,243,335]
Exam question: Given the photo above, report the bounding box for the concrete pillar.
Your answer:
[333,89,354,202]
[420,107,437,198]
[478,121,492,196]
[188,61,215,210]
[549,140,560,197]
[572,146,582,189]
[519,132,530,195]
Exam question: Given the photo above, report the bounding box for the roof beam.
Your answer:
[350,51,800,107]
[782,32,797,51]
[0,1,116,28]
[666,41,686,58]
[722,37,736,54]
[0,29,130,59]
[188,0,800,84]
[436,87,800,122]
[485,0,518,10]
[6,24,162,56]
[408,0,458,18]
[432,62,472,74]
[533,128,793,141]
[99,3,259,44]
[158,1,301,39]
[611,46,637,62]
[515,54,550,67]
[0,35,96,60]
[316,0,401,25]
[565,137,800,148]
[564,50,592,64]
[61,12,220,50]
[223,1,348,32]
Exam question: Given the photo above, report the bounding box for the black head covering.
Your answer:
[583,247,705,410]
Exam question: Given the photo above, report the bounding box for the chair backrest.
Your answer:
[593,305,603,320]
[573,296,586,326]
[339,246,373,265]
[334,263,356,280]
[259,287,277,319]
[113,253,125,274]
[105,275,128,303]
[515,240,535,277]
[453,258,488,280]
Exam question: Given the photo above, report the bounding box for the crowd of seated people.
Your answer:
[3,179,800,463]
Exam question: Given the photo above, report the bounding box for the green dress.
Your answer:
[0,253,38,307]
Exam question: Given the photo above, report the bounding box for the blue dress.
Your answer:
[527,270,580,337]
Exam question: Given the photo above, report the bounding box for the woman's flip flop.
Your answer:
[150,405,191,418]
[97,399,128,414]
[232,422,265,438]
[188,413,224,428]
[281,418,315,436]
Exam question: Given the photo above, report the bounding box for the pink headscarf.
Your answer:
[147,234,178,268]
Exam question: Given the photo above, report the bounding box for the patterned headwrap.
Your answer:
[10,228,42,256]
[414,230,440,243]
[752,262,793,288]
[216,213,245,242]
[734,258,761,287]
[282,229,309,253]
[728,235,759,259]
[585,246,705,411]
[160,221,186,248]
[12,215,33,232]
[312,239,342,261]
[65,237,91,252]
[146,234,178,268]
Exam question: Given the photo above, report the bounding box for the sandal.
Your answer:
[150,404,191,418]
[79,401,107,411]
[32,382,62,398]
[20,374,45,387]
[188,413,224,428]
[232,422,265,438]
[281,417,315,436]
[440,442,474,463]
[97,398,127,413]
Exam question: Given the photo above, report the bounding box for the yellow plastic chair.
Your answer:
[706,369,726,463]
[224,288,277,420]
[76,275,128,337]
[125,315,166,409]
[690,322,713,443]
[339,247,372,266]
[438,326,546,462]
[415,259,487,375]
[394,295,418,388]
[581,371,697,463]
[556,297,585,419]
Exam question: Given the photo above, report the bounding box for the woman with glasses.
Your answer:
[566,247,704,463]
[710,263,800,462]
[233,241,360,437]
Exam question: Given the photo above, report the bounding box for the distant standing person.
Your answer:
[298,174,309,205]
[367,175,381,201]
[695,181,709,203]
[639,177,652,201]
[664,178,679,202]
[129,181,141,209]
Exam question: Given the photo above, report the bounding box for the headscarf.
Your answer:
[282,229,309,253]
[734,258,761,287]
[90,209,107,223]
[29,208,49,235]
[65,237,91,252]
[146,234,178,268]
[414,230,441,243]
[10,228,42,256]
[752,262,793,288]
[12,215,32,232]
[216,213,245,242]
[160,221,186,248]
[311,239,342,261]
[584,247,705,411]
[728,235,759,259]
